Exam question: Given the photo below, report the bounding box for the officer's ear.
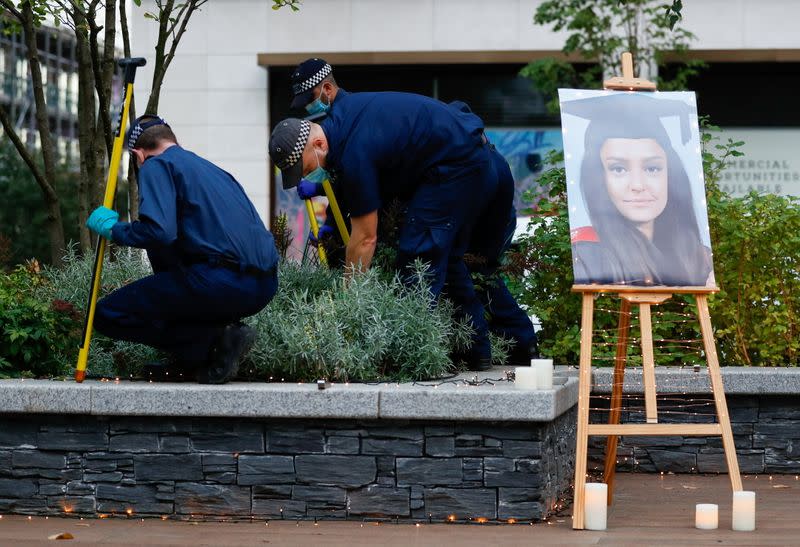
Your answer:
[131,148,146,166]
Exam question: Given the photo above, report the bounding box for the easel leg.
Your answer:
[603,298,631,505]
[639,303,659,424]
[573,293,595,530]
[696,294,743,492]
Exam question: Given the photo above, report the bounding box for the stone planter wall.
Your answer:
[0,410,575,521]
[587,368,800,475]
[587,395,800,474]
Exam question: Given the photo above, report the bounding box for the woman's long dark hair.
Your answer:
[580,137,709,285]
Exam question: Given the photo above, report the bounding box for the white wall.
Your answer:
[130,1,272,219]
[129,0,800,220]
[263,0,800,54]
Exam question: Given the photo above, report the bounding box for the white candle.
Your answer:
[695,504,718,530]
[732,491,755,531]
[584,483,607,530]
[514,367,538,389]
[531,358,554,389]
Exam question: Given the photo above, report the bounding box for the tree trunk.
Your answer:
[74,6,98,252]
[21,3,65,265]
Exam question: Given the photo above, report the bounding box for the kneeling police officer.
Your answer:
[85,115,279,384]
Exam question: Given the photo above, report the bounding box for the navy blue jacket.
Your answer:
[112,146,278,272]
[320,92,485,216]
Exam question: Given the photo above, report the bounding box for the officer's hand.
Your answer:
[86,206,119,240]
[297,179,325,200]
[309,225,334,247]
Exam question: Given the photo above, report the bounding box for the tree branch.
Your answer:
[0,0,22,20]
[0,104,50,197]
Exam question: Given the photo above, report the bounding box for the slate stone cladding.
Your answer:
[0,410,575,521]
[587,395,800,474]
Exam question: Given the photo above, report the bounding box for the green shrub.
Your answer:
[37,245,161,379]
[244,261,474,382]
[26,248,482,381]
[508,126,800,367]
[0,262,81,377]
[708,192,800,365]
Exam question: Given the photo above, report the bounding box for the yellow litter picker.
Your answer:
[75,57,146,383]
[303,178,349,266]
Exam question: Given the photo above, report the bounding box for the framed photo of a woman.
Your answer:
[559,89,715,288]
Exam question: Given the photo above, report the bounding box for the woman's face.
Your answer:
[600,138,669,231]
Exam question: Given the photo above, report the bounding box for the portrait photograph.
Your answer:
[559,89,715,287]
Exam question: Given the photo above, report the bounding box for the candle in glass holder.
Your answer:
[695,503,718,530]
[531,358,554,389]
[584,483,607,530]
[514,367,538,389]
[732,491,755,531]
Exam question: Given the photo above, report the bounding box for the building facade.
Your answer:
[0,22,80,162]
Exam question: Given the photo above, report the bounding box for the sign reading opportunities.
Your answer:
[718,128,800,198]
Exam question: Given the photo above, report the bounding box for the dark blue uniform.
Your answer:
[321,92,497,363]
[94,146,278,366]
[469,145,538,361]
[447,100,538,363]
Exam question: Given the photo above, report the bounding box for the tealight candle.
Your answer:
[531,358,554,389]
[584,483,607,530]
[695,503,718,530]
[732,491,755,531]
[514,367,538,389]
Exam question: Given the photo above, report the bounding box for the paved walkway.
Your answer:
[0,474,795,545]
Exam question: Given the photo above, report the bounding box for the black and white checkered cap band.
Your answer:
[292,63,332,95]
[127,116,167,149]
[276,119,310,170]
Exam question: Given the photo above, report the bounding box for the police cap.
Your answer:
[290,58,332,109]
[268,118,310,189]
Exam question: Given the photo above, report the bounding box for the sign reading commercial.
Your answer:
[719,128,800,198]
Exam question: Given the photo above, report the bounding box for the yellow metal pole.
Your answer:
[75,58,146,382]
[321,179,349,245]
[305,199,328,266]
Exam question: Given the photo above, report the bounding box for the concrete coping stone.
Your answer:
[0,367,578,423]
[590,366,800,395]
[1,366,792,421]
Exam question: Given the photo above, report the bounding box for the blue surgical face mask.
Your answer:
[305,148,329,184]
[305,92,330,115]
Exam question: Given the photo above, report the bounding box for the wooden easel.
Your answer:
[570,53,743,531]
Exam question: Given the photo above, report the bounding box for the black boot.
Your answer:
[466,356,493,372]
[197,323,257,385]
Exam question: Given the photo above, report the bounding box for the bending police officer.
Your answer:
[288,60,538,367]
[269,92,497,370]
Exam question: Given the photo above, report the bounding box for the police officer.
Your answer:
[269,92,497,370]
[289,58,350,254]
[85,115,279,384]
[288,61,538,367]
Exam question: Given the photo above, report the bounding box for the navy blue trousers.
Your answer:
[468,146,537,355]
[396,145,496,361]
[94,249,277,365]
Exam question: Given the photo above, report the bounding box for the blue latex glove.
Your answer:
[309,224,334,247]
[86,206,119,240]
[297,179,325,200]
